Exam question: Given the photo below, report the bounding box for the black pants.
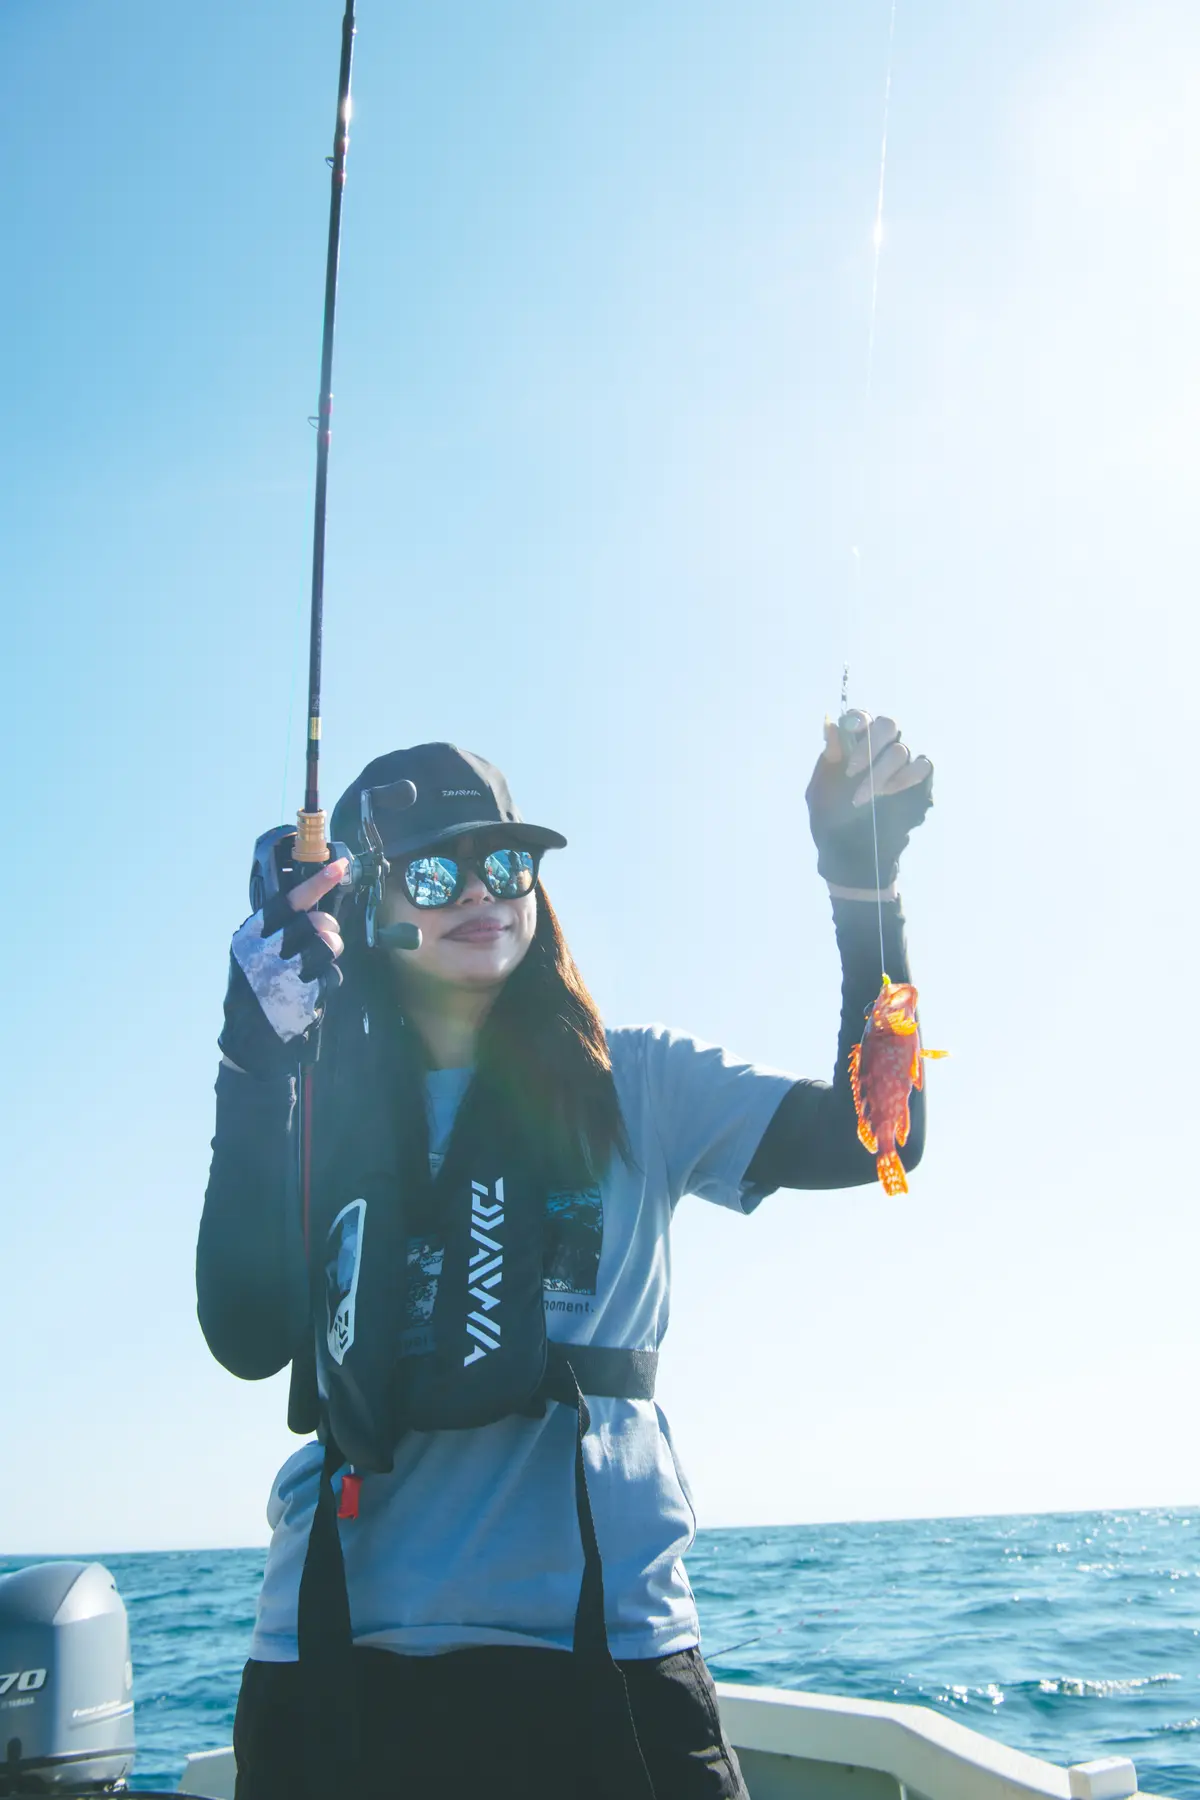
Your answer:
[233,1645,748,1800]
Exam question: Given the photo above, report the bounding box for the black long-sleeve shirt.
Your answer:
[196,896,922,1381]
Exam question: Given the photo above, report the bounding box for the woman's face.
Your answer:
[378,832,538,995]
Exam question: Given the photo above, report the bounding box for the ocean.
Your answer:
[2,1506,1196,1797]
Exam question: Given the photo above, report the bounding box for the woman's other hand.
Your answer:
[805,712,933,897]
[218,858,348,1075]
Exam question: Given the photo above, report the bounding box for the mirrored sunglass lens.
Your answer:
[482,848,535,897]
[405,856,459,906]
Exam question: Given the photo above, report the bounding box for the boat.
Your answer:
[178,1682,1170,1800]
[0,1556,1174,1798]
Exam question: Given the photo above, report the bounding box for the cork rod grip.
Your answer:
[294,809,331,866]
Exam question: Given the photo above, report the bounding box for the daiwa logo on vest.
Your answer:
[464,1178,503,1367]
[325,1199,366,1366]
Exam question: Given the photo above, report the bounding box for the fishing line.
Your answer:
[842,0,899,984]
[864,0,897,425]
[842,0,898,641]
[845,0,897,628]
[813,1621,864,1660]
[866,729,888,979]
[705,1634,765,1663]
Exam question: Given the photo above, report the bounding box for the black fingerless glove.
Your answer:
[805,753,933,891]
[218,892,343,1078]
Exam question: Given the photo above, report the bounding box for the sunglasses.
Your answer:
[400,845,541,909]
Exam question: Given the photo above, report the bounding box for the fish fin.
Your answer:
[896,1096,911,1148]
[876,1151,908,1196]
[849,1043,877,1152]
[914,1040,948,1090]
[848,1043,864,1119]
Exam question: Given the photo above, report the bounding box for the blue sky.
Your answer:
[4,0,1198,1553]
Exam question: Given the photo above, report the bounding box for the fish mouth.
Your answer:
[878,998,918,1033]
[885,1014,919,1035]
[878,983,919,1031]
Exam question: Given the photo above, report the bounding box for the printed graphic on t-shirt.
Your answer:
[402,1234,444,1358]
[543,1187,603,1294]
[399,1185,604,1350]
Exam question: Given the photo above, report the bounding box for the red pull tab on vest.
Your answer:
[337,1471,363,1521]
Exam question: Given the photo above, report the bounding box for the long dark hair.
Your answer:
[476,884,629,1183]
[327,881,627,1188]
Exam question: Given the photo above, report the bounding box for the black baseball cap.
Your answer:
[330,743,567,861]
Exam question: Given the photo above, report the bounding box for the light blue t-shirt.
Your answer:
[250,1025,794,1663]
[424,1063,473,1171]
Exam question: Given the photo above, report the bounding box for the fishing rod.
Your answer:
[241,3,424,1303]
[294,0,358,873]
[249,2,417,954]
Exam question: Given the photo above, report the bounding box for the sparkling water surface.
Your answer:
[3,1507,1196,1796]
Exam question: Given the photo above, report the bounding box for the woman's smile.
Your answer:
[443,914,508,943]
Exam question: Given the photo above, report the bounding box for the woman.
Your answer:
[198,719,934,1800]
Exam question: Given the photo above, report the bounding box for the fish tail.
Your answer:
[876,1152,908,1196]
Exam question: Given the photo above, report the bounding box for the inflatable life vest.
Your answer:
[314,1086,558,1461]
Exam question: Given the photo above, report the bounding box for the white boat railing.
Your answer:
[177,1682,1167,1800]
[714,1683,1159,1800]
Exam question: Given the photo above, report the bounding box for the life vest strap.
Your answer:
[298,1441,358,1793]
[556,1355,658,1799]
[542,1342,657,1404]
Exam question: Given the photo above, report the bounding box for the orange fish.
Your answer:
[848,976,947,1195]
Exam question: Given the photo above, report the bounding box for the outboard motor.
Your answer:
[0,1563,133,1794]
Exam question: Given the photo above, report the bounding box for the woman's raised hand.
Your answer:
[286,859,347,966]
[805,712,934,896]
[218,858,349,1076]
